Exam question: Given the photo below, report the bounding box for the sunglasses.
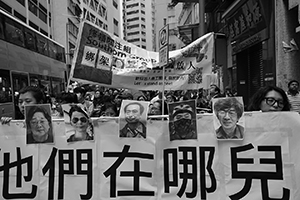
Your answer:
[71,117,88,124]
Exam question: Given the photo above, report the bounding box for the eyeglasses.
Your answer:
[264,97,285,108]
[218,109,237,117]
[71,117,88,124]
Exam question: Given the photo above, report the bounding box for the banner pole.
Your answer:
[162,65,166,116]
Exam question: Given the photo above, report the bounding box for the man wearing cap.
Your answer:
[213,97,244,139]
[120,102,146,138]
[170,102,197,141]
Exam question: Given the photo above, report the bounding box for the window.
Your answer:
[142,45,146,49]
[0,1,12,13]
[127,17,139,22]
[127,31,139,36]
[113,0,118,9]
[0,69,12,103]
[29,21,39,31]
[141,10,145,14]
[127,10,139,15]
[141,24,145,28]
[126,3,138,8]
[5,17,25,47]
[39,9,47,24]
[127,24,139,29]
[94,0,99,10]
[0,16,4,39]
[68,20,78,37]
[48,40,57,59]
[113,18,118,26]
[28,0,38,16]
[17,0,25,6]
[40,29,48,36]
[128,38,140,42]
[24,27,37,51]
[14,11,26,23]
[90,13,95,22]
[36,34,48,56]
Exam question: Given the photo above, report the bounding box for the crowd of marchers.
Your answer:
[1,79,300,125]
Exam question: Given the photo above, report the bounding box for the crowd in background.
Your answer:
[2,79,300,124]
[49,83,227,118]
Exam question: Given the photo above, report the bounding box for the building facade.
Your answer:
[0,0,51,37]
[171,0,300,107]
[123,0,155,50]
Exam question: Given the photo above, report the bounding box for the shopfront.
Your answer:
[223,0,275,107]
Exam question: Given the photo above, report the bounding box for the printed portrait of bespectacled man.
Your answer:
[168,100,198,141]
[212,97,245,140]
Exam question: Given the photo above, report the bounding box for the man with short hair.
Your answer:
[120,102,146,138]
[286,80,300,113]
[213,97,244,139]
[170,103,197,141]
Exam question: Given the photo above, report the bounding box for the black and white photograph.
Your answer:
[62,104,94,143]
[119,100,149,138]
[168,100,197,141]
[25,104,54,144]
[212,97,245,140]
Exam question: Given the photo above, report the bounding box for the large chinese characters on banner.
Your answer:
[69,21,214,90]
[0,112,299,199]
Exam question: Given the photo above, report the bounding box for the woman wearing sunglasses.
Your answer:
[247,86,290,112]
[67,105,94,142]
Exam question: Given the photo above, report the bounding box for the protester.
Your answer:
[26,105,53,144]
[52,92,78,118]
[101,102,118,117]
[120,102,146,138]
[286,80,300,113]
[208,84,223,111]
[165,93,176,103]
[149,99,168,116]
[67,105,94,142]
[248,85,290,112]
[93,90,103,109]
[73,86,94,116]
[213,97,244,139]
[1,86,46,124]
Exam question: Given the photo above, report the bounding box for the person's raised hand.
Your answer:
[0,117,12,125]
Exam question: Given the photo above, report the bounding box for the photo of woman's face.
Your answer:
[30,112,50,137]
[71,111,89,132]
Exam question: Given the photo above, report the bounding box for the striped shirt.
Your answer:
[287,91,300,113]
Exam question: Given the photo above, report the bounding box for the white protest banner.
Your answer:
[69,21,214,91]
[0,112,300,199]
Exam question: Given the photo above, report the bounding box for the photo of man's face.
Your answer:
[119,100,149,139]
[169,100,197,141]
[213,97,244,140]
[217,108,238,131]
[125,104,141,124]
